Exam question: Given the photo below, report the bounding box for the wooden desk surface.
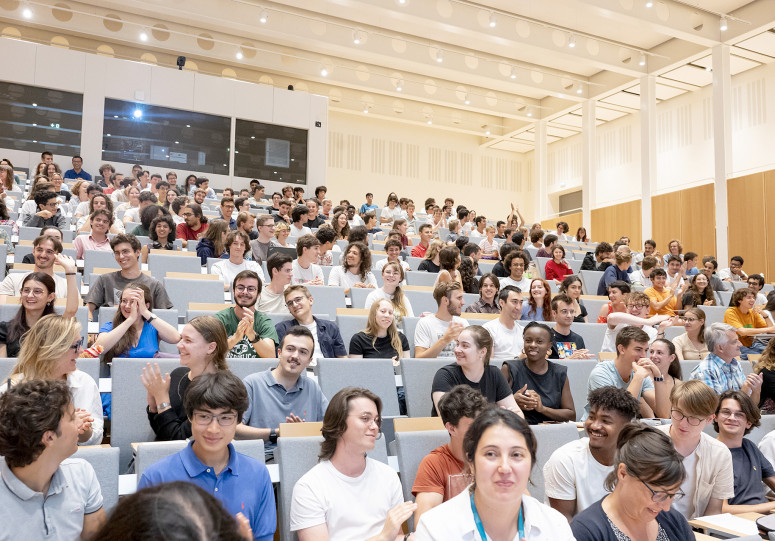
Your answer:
[689,512,763,537]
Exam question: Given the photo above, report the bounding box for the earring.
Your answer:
[46,301,52,307]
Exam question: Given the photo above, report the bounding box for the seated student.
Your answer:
[123,191,157,227]
[86,234,172,321]
[349,299,410,362]
[237,326,328,459]
[137,371,275,541]
[558,275,587,322]
[196,219,228,265]
[585,326,669,420]
[363,211,381,235]
[374,239,411,276]
[656,380,734,518]
[601,291,673,352]
[690,322,763,402]
[176,203,209,247]
[291,234,325,285]
[701,256,728,292]
[597,280,631,325]
[0,379,106,539]
[502,322,575,424]
[544,386,639,521]
[477,225,498,260]
[26,190,68,229]
[535,233,557,259]
[411,386,488,525]
[129,203,163,237]
[545,244,573,282]
[596,251,631,296]
[215,271,277,358]
[212,230,264,291]
[346,225,369,245]
[256,252,293,315]
[303,199,325,229]
[719,255,748,283]
[629,255,656,289]
[754,339,775,411]
[645,338,682,394]
[73,209,112,259]
[142,316,230,441]
[434,246,462,287]
[217,196,237,230]
[414,281,470,359]
[328,241,377,293]
[275,285,347,362]
[521,278,552,322]
[724,287,775,358]
[1,314,103,445]
[483,285,524,361]
[416,407,573,540]
[549,294,591,359]
[291,388,415,540]
[499,250,531,291]
[681,272,716,308]
[672,307,710,361]
[465,273,500,314]
[570,424,694,540]
[289,205,311,238]
[645,267,686,316]
[431,325,522,417]
[95,283,181,364]
[365,262,414,319]
[581,241,615,272]
[411,223,433,258]
[745,274,768,306]
[417,240,444,273]
[713,390,775,513]
[140,214,177,263]
[190,176,216,199]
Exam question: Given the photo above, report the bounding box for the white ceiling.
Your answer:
[1,0,774,152]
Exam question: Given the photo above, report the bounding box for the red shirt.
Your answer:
[411,242,428,258]
[176,221,208,241]
[545,259,573,281]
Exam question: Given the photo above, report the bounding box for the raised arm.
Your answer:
[57,254,80,318]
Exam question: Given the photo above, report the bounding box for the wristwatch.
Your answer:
[269,429,278,444]
[250,335,262,343]
[157,401,171,411]
[145,314,157,324]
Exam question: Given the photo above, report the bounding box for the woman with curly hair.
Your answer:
[521,278,553,322]
[458,255,479,294]
[331,210,350,241]
[328,241,376,292]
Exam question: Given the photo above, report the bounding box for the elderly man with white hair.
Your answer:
[690,322,762,404]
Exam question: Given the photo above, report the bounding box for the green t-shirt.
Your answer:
[215,307,278,358]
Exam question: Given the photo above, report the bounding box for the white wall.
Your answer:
[545,59,775,210]
[0,37,327,192]
[326,111,534,220]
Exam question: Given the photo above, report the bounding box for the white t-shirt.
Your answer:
[291,459,403,540]
[348,216,365,228]
[380,206,404,226]
[629,269,652,288]
[0,271,68,298]
[672,444,698,518]
[499,276,532,292]
[364,288,414,317]
[124,206,141,223]
[543,438,612,513]
[328,267,377,290]
[75,200,90,217]
[601,323,657,353]
[301,321,323,362]
[468,229,484,238]
[289,224,311,238]
[211,259,265,287]
[292,260,325,285]
[482,318,524,361]
[413,315,469,358]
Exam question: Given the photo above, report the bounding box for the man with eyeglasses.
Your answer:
[713,390,775,514]
[0,235,73,299]
[236,325,329,460]
[138,371,275,541]
[249,215,275,265]
[215,270,277,359]
[656,380,734,519]
[25,191,67,229]
[175,203,209,248]
[601,291,674,353]
[747,274,769,306]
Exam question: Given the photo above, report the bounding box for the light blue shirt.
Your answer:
[583,360,654,419]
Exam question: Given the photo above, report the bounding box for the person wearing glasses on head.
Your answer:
[655,380,734,519]
[0,314,103,446]
[571,423,694,540]
[291,387,416,541]
[138,370,276,541]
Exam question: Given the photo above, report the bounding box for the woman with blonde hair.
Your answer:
[349,299,410,363]
[0,163,14,192]
[365,261,414,319]
[418,240,444,273]
[1,314,103,445]
[142,315,230,441]
[272,221,292,247]
[663,238,684,266]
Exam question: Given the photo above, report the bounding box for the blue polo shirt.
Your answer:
[137,441,275,541]
[63,168,92,181]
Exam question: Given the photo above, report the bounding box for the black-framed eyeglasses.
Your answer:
[670,409,704,426]
[70,337,84,351]
[640,478,684,503]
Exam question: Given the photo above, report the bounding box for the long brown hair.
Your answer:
[201,219,228,257]
[527,278,553,322]
[685,274,716,307]
[103,283,153,365]
[319,387,382,461]
[342,242,372,281]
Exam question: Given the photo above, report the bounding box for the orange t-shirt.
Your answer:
[411,443,465,502]
[724,306,767,347]
[645,287,676,316]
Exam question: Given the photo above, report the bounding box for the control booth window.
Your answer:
[234,119,308,184]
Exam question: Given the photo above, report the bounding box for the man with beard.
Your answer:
[175,203,209,247]
[215,270,278,358]
[236,325,328,461]
[414,281,469,359]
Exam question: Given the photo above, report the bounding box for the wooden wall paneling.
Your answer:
[680,184,716,260]
[764,171,775,281]
[727,173,766,276]
[614,200,642,248]
[542,212,584,237]
[651,193,682,254]
[591,206,616,244]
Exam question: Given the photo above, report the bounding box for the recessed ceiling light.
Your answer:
[489,12,496,28]
[639,52,646,66]
[139,31,148,42]
[259,10,268,23]
[568,35,576,48]
[236,51,243,60]
[720,17,728,31]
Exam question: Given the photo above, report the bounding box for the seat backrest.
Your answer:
[700,305,729,325]
[406,271,439,288]
[679,359,701,380]
[401,317,421,357]
[73,446,120,512]
[569,323,607,355]
[135,439,266,479]
[111,358,182,471]
[316,358,400,416]
[164,277,225,315]
[148,253,202,279]
[407,257,423,271]
[580,298,607,321]
[579,270,605,295]
[83,250,122,284]
[531,422,581,502]
[535,257,549,279]
[350,287,372,309]
[304,285,346,313]
[400,358,452,417]
[334,314,367,352]
[394,429,449,528]
[403,289,437,314]
[554,359,598,421]
[227,358,279,381]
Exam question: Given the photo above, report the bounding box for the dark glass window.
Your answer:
[234,119,307,184]
[0,82,82,156]
[102,99,230,175]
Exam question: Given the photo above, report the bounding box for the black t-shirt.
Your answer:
[550,328,586,359]
[503,359,567,424]
[430,364,512,416]
[574,301,588,323]
[418,260,440,273]
[0,321,21,357]
[349,331,409,359]
[492,261,508,277]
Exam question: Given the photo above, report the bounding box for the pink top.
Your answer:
[73,233,111,259]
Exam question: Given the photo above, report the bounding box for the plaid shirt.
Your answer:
[690,353,746,394]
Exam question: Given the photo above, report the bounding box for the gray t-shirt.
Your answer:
[86,270,172,309]
[0,457,103,540]
[242,369,328,455]
[583,360,655,419]
[250,239,271,265]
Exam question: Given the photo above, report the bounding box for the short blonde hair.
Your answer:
[12,315,81,381]
[274,222,290,238]
[670,380,718,418]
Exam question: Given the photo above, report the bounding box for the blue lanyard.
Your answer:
[470,492,524,540]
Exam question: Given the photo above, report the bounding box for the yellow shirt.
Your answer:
[645,287,676,316]
[723,306,767,347]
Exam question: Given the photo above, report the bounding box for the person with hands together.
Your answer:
[1,314,104,445]
[143,315,230,441]
[502,322,576,424]
[291,387,416,541]
[95,283,181,365]
[414,281,470,359]
[216,271,278,358]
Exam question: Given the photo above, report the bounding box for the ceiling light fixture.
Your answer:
[568,34,576,48]
[259,10,268,24]
[139,30,148,42]
[489,12,496,28]
[576,86,583,94]
[352,30,363,45]
[320,67,328,76]
[720,16,728,31]
[464,94,470,105]
[510,66,517,79]
[645,1,653,7]
[427,118,433,125]
[22,5,32,18]
[363,104,370,114]
[639,52,646,66]
[236,50,244,60]
[396,79,404,92]
[435,49,444,63]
